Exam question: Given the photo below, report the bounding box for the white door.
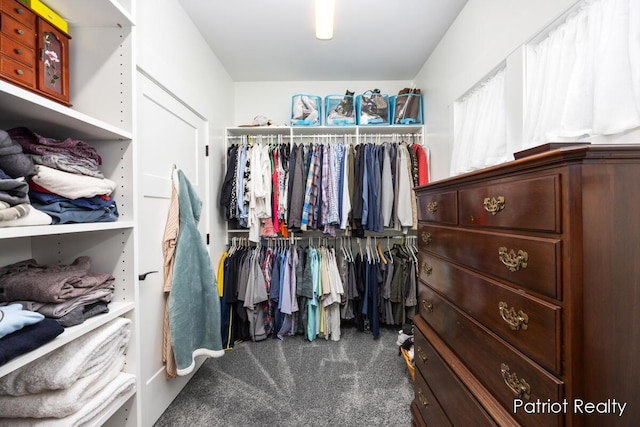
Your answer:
[136,71,208,426]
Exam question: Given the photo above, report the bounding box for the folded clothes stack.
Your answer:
[0,256,115,328]
[3,127,118,225]
[0,304,63,366]
[0,318,135,426]
[0,130,51,228]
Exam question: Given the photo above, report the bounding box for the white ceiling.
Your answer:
[176,0,469,82]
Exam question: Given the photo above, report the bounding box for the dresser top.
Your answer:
[420,143,640,191]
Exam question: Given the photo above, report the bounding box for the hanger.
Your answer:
[406,235,418,264]
[343,236,351,262]
[376,237,387,264]
[228,237,236,255]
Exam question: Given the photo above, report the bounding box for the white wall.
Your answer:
[234,80,412,126]
[136,0,235,258]
[413,0,580,181]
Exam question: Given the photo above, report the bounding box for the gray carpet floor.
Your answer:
[154,325,414,427]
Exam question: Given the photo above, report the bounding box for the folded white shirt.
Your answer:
[31,165,116,200]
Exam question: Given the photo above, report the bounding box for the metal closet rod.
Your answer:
[226,135,289,140]
[226,133,421,139]
[228,234,416,247]
[290,133,421,139]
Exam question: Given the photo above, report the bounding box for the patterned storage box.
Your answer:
[325,94,356,125]
[392,93,423,125]
[291,94,322,126]
[356,91,389,125]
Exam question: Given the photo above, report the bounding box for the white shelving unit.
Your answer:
[0,1,138,425]
[224,124,425,241]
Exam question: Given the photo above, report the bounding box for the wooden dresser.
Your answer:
[0,0,70,105]
[411,145,640,427]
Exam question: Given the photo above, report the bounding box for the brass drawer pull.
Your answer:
[421,261,432,276]
[421,232,432,245]
[417,346,428,364]
[498,301,529,330]
[501,363,531,400]
[427,201,438,213]
[484,196,505,215]
[417,390,429,407]
[422,299,433,313]
[498,247,528,272]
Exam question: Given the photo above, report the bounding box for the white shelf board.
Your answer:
[226,126,291,136]
[40,0,134,28]
[0,301,134,378]
[0,81,132,141]
[358,124,424,134]
[291,126,358,136]
[90,386,136,427]
[0,220,135,239]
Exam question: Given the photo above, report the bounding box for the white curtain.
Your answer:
[523,0,640,148]
[451,67,508,176]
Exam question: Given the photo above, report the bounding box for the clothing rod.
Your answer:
[226,135,289,139]
[228,134,421,138]
[359,133,422,138]
[289,133,421,139]
[250,235,414,242]
[291,134,356,139]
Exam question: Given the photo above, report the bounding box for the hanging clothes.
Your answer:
[161,167,180,378]
[412,143,430,186]
[243,247,269,341]
[220,136,425,237]
[169,169,224,376]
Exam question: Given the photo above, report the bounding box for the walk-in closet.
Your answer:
[0,0,639,426]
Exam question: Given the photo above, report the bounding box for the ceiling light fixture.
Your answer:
[315,0,335,40]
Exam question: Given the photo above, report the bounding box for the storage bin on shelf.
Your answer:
[356,91,389,125]
[291,94,322,126]
[324,94,355,125]
[391,92,423,125]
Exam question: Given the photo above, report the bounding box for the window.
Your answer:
[451,67,507,176]
[523,0,640,148]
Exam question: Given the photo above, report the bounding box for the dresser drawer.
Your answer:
[414,322,498,427]
[459,174,561,233]
[0,54,34,87]
[0,34,35,66]
[414,368,453,427]
[417,190,458,224]
[418,284,564,427]
[410,400,428,427]
[418,252,562,374]
[418,224,561,299]
[1,0,36,29]
[1,13,36,48]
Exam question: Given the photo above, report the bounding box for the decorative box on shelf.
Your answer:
[18,0,68,34]
[0,0,70,105]
[391,92,423,125]
[291,94,321,126]
[325,93,355,125]
[356,91,390,125]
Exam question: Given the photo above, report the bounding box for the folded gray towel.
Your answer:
[0,130,34,178]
